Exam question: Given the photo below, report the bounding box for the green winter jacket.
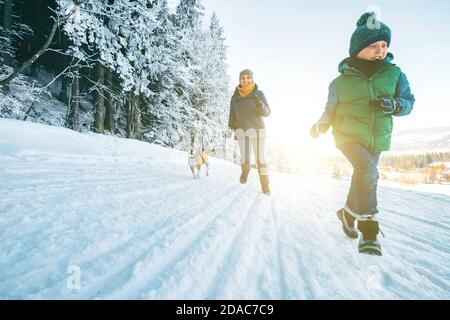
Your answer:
[331,55,402,153]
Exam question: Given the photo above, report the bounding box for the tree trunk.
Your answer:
[104,69,116,132]
[67,65,80,131]
[93,61,105,133]
[58,35,70,104]
[2,0,12,63]
[126,91,143,139]
[134,93,142,140]
[2,0,13,93]
[59,72,70,104]
[126,92,134,139]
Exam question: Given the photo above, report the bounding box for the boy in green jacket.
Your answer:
[311,12,415,256]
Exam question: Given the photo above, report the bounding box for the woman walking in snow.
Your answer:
[310,12,415,255]
[228,69,271,195]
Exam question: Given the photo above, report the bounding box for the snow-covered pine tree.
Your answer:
[55,0,230,149]
[140,0,188,146]
[114,0,168,139]
[200,12,229,154]
[57,1,95,131]
[57,0,155,137]
[174,0,205,29]
[173,0,209,147]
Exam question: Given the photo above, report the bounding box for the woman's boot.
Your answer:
[240,164,251,184]
[258,165,271,195]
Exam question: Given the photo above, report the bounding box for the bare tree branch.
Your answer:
[0,21,57,87]
[0,8,77,88]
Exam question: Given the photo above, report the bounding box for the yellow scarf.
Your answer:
[237,82,255,97]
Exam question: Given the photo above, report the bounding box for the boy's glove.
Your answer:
[310,122,329,139]
[370,96,402,115]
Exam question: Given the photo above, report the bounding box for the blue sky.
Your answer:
[171,1,450,151]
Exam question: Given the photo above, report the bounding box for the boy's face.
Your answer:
[356,40,388,61]
[240,74,253,87]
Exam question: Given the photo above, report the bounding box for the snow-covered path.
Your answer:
[0,119,449,299]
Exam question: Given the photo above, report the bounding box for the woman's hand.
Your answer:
[310,122,329,139]
[253,96,263,108]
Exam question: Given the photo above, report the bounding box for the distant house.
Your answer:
[429,162,450,171]
[428,162,450,183]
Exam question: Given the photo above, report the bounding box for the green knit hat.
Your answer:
[239,69,253,80]
[349,12,391,58]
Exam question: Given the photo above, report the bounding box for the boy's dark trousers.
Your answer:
[339,143,381,238]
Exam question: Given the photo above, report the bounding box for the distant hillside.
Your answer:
[391,126,450,152]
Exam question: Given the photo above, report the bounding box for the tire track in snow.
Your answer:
[274,182,317,299]
[1,176,236,277]
[78,177,239,263]
[3,180,237,298]
[379,238,450,297]
[267,196,288,299]
[203,193,277,299]
[142,185,261,299]
[79,185,245,299]
[0,165,224,234]
[269,176,350,299]
[0,168,241,298]
[0,175,213,254]
[0,175,239,298]
[0,167,187,205]
[381,216,449,255]
[97,181,254,299]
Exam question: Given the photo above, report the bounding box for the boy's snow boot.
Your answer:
[336,208,358,239]
[240,164,251,184]
[358,220,382,256]
[358,237,382,256]
[258,166,271,195]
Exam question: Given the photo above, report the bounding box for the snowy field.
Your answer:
[0,119,449,299]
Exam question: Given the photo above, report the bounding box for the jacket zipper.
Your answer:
[348,66,384,153]
[368,77,375,153]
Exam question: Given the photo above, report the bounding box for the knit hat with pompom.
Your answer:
[349,12,391,58]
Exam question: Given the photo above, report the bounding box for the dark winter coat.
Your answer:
[228,84,271,131]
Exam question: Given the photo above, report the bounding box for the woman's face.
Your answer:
[356,40,388,61]
[240,74,253,87]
